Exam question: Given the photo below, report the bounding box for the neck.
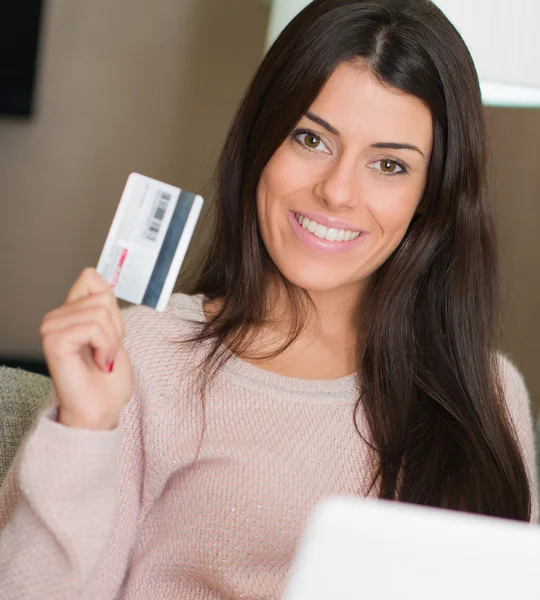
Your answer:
[204,279,367,379]
[266,277,364,339]
[304,286,362,340]
[243,279,366,378]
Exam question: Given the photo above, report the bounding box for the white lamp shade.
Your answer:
[264,0,540,107]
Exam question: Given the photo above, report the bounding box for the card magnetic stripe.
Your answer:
[141,190,195,308]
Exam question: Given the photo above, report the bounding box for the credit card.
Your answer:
[97,172,203,311]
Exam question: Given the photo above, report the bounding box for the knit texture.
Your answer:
[0,293,537,599]
[0,367,52,486]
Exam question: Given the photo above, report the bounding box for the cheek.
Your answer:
[257,166,284,250]
[258,153,284,207]
[258,145,314,210]
[256,173,270,238]
[367,181,424,238]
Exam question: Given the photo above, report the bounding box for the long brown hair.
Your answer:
[189,0,531,520]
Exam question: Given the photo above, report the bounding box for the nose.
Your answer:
[314,154,358,211]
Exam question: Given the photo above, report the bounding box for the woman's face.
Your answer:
[257,61,433,297]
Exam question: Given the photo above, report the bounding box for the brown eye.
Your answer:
[381,159,397,173]
[369,158,406,176]
[293,130,329,153]
[303,133,321,149]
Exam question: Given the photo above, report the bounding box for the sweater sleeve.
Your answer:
[499,355,539,523]
[0,310,146,599]
[0,388,143,599]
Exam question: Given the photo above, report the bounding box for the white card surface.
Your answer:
[97,173,203,311]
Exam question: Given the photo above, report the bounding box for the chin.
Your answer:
[274,256,360,295]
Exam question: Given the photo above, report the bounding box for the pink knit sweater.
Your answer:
[0,293,537,599]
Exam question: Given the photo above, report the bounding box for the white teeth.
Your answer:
[314,224,327,238]
[326,228,338,241]
[294,212,362,242]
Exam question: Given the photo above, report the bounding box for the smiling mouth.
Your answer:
[294,212,362,242]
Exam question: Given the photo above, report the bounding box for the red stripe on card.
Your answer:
[111,248,128,288]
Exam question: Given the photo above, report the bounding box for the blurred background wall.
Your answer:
[486,108,540,416]
[1,1,539,416]
[0,0,269,363]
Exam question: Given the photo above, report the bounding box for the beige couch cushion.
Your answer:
[0,366,52,486]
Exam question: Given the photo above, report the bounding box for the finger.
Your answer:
[42,320,119,373]
[65,267,112,304]
[43,291,124,341]
[40,305,121,351]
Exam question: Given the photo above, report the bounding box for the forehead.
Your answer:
[308,61,433,151]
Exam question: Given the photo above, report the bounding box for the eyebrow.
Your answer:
[306,111,340,136]
[371,142,425,158]
[305,111,426,158]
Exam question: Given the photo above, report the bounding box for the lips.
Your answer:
[288,211,368,255]
[294,212,361,242]
[294,210,363,233]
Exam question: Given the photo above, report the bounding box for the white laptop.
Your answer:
[283,496,540,600]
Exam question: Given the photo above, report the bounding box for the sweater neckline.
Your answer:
[183,294,359,399]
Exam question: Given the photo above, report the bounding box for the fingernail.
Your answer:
[108,360,115,373]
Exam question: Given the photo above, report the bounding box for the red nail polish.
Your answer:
[108,361,114,373]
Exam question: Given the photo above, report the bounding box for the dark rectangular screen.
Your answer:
[0,1,44,116]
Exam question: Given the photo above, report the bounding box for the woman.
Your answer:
[1,0,537,598]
